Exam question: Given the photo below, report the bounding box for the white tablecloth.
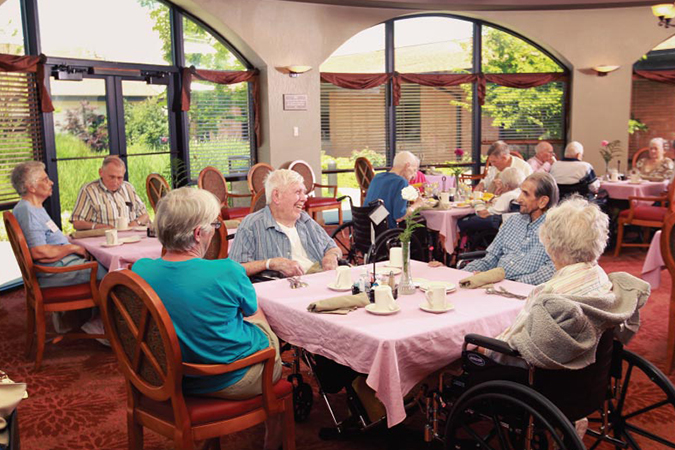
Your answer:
[600,180,668,201]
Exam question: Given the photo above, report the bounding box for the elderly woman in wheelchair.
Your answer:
[425,196,660,449]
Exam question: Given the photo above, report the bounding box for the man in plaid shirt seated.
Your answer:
[464,172,559,285]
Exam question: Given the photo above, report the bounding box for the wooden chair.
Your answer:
[288,160,343,224]
[247,163,274,196]
[3,211,105,370]
[204,218,229,260]
[146,173,170,213]
[632,147,650,169]
[660,212,675,374]
[354,157,374,204]
[99,270,295,450]
[197,166,252,220]
[614,180,675,256]
[250,189,267,214]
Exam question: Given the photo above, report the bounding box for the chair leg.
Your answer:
[338,208,343,225]
[175,430,194,450]
[614,221,625,257]
[282,396,296,450]
[128,415,144,450]
[25,305,35,357]
[667,288,675,374]
[34,309,46,370]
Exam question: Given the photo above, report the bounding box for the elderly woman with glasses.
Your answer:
[132,187,283,449]
[636,137,674,181]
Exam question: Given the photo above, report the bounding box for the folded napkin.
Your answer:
[306,262,323,275]
[70,228,108,239]
[307,293,369,315]
[459,267,505,289]
[223,219,241,229]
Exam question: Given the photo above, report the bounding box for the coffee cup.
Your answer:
[373,285,397,311]
[424,282,448,310]
[440,192,450,204]
[105,229,118,246]
[334,266,353,289]
[389,247,403,268]
[115,217,129,231]
[610,170,619,182]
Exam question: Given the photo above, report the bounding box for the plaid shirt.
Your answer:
[229,206,337,266]
[464,212,555,285]
[70,179,147,226]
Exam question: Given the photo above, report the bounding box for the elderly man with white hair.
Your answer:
[549,141,601,193]
[364,150,424,229]
[229,169,342,277]
[636,137,674,181]
[476,141,533,194]
[527,141,556,173]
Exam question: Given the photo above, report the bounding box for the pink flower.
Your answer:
[601,140,609,147]
[454,148,464,157]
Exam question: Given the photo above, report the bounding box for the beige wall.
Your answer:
[176,0,675,175]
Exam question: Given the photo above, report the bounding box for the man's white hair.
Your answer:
[535,141,553,155]
[264,169,305,205]
[500,167,525,191]
[564,141,584,158]
[539,196,609,267]
[392,151,420,168]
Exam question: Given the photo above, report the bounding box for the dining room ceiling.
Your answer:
[279,0,660,11]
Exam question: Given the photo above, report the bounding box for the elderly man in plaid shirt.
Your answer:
[464,172,559,285]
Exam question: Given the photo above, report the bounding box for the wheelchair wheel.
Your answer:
[330,221,358,265]
[444,380,584,450]
[287,373,314,423]
[596,348,675,449]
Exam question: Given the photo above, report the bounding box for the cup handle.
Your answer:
[424,290,434,308]
[388,294,397,310]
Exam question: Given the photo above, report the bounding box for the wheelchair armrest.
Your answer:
[250,270,285,283]
[457,251,487,261]
[337,259,350,267]
[464,333,520,358]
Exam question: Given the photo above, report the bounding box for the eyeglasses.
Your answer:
[210,221,222,230]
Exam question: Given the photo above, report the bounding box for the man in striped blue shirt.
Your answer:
[230,169,341,277]
[464,172,559,285]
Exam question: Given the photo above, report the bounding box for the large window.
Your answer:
[0,0,24,55]
[320,16,568,171]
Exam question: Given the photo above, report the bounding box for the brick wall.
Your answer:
[630,80,675,163]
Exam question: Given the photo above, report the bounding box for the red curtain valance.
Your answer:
[0,53,54,113]
[633,69,675,84]
[181,67,261,145]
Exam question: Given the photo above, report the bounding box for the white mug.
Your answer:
[610,169,619,182]
[373,285,397,311]
[115,217,129,231]
[389,247,403,268]
[105,229,118,246]
[334,266,353,288]
[440,192,450,204]
[425,282,448,310]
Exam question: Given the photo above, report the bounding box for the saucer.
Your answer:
[628,180,643,185]
[365,303,401,315]
[419,302,454,314]
[101,242,123,248]
[419,281,456,293]
[119,236,141,244]
[454,204,472,209]
[375,266,402,276]
[412,277,429,288]
[133,226,148,232]
[327,283,353,292]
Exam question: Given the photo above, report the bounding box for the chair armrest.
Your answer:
[34,261,98,274]
[464,333,520,358]
[627,195,666,205]
[456,251,487,261]
[183,347,276,376]
[228,193,253,199]
[314,183,338,198]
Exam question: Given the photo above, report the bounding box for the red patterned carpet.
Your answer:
[2,249,674,449]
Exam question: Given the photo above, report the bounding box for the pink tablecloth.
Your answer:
[69,230,162,271]
[600,180,668,201]
[425,175,456,191]
[255,260,532,427]
[420,207,475,254]
[642,230,664,289]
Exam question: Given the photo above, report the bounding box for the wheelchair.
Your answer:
[422,330,675,449]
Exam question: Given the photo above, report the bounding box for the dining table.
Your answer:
[424,174,456,192]
[600,180,668,201]
[255,260,533,428]
[420,205,475,254]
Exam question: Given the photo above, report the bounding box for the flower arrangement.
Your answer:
[446,148,468,178]
[400,186,423,244]
[599,140,622,164]
[454,148,464,159]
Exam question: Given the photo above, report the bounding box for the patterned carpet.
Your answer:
[2,249,674,449]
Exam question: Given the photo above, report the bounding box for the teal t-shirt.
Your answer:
[132,258,268,394]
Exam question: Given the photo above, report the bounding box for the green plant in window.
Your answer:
[124,96,169,151]
[60,101,109,152]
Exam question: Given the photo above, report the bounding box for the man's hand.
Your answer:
[477,210,491,219]
[269,258,304,277]
[322,253,339,271]
[71,244,87,258]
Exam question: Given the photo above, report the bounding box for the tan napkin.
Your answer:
[307,292,369,315]
[223,219,241,229]
[306,262,323,275]
[70,229,108,239]
[459,267,505,289]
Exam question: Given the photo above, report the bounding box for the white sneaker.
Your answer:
[81,316,110,347]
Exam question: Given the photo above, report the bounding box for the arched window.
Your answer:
[320,15,568,175]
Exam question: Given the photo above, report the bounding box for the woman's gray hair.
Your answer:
[564,141,584,158]
[500,167,525,191]
[539,196,609,266]
[155,187,220,252]
[11,161,46,197]
[264,169,305,205]
[650,137,665,149]
[392,151,420,168]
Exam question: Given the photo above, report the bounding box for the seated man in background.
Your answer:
[527,141,556,173]
[364,151,424,229]
[549,141,601,193]
[476,141,533,194]
[230,169,342,277]
[464,172,558,285]
[71,155,149,230]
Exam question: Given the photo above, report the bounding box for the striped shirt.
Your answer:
[229,206,337,267]
[70,179,147,226]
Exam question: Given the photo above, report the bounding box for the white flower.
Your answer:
[401,185,419,202]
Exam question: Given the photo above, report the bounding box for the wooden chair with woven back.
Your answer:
[288,159,343,224]
[631,147,650,169]
[160,218,229,261]
[3,211,106,370]
[354,157,374,204]
[197,166,252,221]
[660,212,675,374]
[250,189,267,214]
[99,270,295,450]
[614,178,675,256]
[247,163,274,197]
[146,173,170,213]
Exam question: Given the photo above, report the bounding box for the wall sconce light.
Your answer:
[653,3,675,27]
[284,65,312,77]
[592,65,620,76]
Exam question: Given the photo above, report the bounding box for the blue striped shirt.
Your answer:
[464,212,555,285]
[229,206,337,266]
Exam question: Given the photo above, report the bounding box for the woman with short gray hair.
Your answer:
[132,186,284,450]
[636,137,673,181]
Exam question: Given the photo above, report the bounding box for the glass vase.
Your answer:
[398,241,416,295]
